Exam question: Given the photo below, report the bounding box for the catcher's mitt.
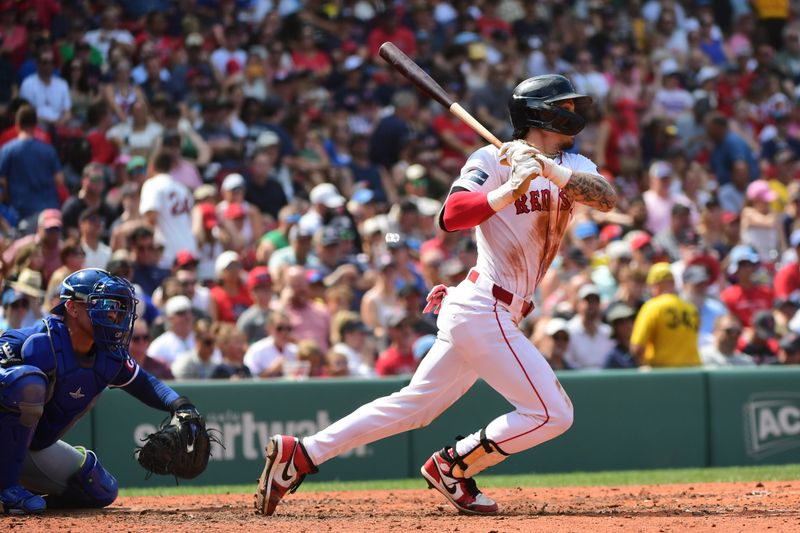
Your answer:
[135,400,216,480]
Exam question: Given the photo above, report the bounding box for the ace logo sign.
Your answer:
[743,392,800,459]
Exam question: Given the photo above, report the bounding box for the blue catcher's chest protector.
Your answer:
[5,317,128,450]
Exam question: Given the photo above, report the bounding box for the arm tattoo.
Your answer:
[562,171,617,212]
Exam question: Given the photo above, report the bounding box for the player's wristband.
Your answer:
[544,163,572,188]
[487,183,515,211]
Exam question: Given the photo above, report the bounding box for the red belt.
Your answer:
[467,270,534,318]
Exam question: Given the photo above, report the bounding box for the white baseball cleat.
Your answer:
[420,447,498,515]
[254,435,317,516]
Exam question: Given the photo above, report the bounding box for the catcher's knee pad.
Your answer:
[45,447,118,509]
[451,429,509,478]
[0,365,47,427]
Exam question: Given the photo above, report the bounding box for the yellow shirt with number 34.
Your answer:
[630,294,701,367]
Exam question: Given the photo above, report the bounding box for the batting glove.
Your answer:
[498,140,540,167]
[488,156,542,211]
[423,284,449,314]
[534,154,573,188]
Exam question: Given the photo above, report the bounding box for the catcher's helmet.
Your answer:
[52,268,138,354]
[508,74,592,137]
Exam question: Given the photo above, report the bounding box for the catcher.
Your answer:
[0,268,212,514]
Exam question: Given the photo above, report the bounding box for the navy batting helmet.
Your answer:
[508,75,592,137]
[52,268,138,354]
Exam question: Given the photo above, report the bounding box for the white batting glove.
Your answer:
[487,157,542,211]
[498,140,540,167]
[534,154,573,188]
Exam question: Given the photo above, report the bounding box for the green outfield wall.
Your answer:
[60,367,800,487]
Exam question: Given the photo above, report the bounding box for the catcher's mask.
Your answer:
[52,268,138,355]
[508,74,592,137]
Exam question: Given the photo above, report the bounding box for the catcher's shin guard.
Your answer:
[45,447,118,508]
[255,435,318,516]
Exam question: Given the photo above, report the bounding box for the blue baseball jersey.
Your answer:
[0,316,180,450]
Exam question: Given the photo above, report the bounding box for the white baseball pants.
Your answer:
[302,277,574,466]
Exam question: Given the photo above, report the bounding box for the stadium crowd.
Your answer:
[1,0,800,380]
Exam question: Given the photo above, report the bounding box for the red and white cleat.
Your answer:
[254,435,318,516]
[420,447,498,515]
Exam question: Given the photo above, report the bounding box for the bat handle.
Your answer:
[449,103,503,148]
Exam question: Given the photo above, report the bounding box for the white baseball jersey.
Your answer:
[139,173,198,268]
[451,145,599,300]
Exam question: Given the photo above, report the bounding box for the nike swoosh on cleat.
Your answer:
[280,444,296,482]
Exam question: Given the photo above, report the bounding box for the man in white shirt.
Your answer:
[147,295,196,366]
[139,150,198,269]
[20,50,71,125]
[565,284,615,369]
[82,6,134,62]
[79,208,111,269]
[244,311,298,377]
[210,26,247,80]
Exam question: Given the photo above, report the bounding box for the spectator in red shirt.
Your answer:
[85,101,118,165]
[209,250,253,323]
[775,230,800,299]
[0,100,51,147]
[290,26,331,80]
[720,245,775,327]
[375,312,418,376]
[367,10,416,58]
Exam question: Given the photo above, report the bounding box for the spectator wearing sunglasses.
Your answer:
[243,310,297,378]
[172,319,220,380]
[0,289,29,333]
[127,319,173,380]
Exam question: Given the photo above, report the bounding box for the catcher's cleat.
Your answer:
[420,447,498,516]
[255,435,317,516]
[0,485,46,515]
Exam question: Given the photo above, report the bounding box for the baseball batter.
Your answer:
[255,74,617,516]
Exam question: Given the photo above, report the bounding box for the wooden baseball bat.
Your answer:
[378,42,503,149]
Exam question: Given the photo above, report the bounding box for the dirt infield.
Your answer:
[7,480,800,533]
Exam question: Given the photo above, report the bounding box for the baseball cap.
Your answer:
[351,188,375,205]
[316,226,341,247]
[256,130,280,149]
[746,179,778,203]
[720,211,740,225]
[545,317,569,336]
[660,58,680,76]
[186,33,204,47]
[600,224,623,244]
[214,250,241,276]
[573,221,599,240]
[696,65,719,85]
[309,183,346,209]
[221,173,246,192]
[415,197,442,217]
[194,184,217,202]
[648,161,673,180]
[38,209,63,229]
[606,240,633,260]
[165,295,192,317]
[2,288,26,306]
[340,319,369,337]
[577,283,601,300]
[343,55,363,71]
[412,334,437,360]
[646,262,674,285]
[405,164,426,181]
[605,303,637,324]
[682,264,710,285]
[305,268,324,284]
[629,232,652,251]
[224,202,247,220]
[288,224,314,241]
[247,266,272,290]
[174,249,198,269]
[385,232,407,249]
[753,310,776,340]
[726,245,760,274]
[126,155,147,173]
